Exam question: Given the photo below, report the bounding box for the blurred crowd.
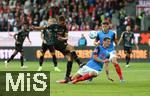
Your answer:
[0,0,144,32]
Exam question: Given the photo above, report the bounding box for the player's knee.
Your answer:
[51,52,55,56]
[90,71,98,77]
[111,57,118,64]
[66,54,73,61]
[127,53,130,57]
[67,45,74,51]
[66,55,72,61]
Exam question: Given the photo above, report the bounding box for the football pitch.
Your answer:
[0,61,150,96]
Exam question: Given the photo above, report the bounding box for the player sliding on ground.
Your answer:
[94,22,124,82]
[71,37,113,84]
[5,22,31,69]
[118,26,138,68]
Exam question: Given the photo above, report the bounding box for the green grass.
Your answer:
[0,61,150,96]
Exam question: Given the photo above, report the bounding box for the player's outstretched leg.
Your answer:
[5,50,18,68]
[20,52,27,69]
[57,61,73,83]
[71,51,83,66]
[71,72,97,84]
[57,54,73,83]
[66,45,83,67]
[112,57,124,82]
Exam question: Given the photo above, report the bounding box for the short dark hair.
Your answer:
[101,21,109,25]
[59,16,65,21]
[103,37,111,41]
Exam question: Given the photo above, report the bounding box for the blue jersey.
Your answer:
[86,46,110,71]
[96,30,115,52]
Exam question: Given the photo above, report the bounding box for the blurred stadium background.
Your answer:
[0,0,150,96]
[0,0,149,61]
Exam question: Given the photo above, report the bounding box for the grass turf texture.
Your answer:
[0,61,150,96]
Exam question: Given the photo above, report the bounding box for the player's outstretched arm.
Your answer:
[118,32,124,46]
[27,36,32,44]
[32,26,46,30]
[93,55,103,63]
[104,62,114,82]
[40,32,47,43]
[13,33,17,41]
[58,33,68,41]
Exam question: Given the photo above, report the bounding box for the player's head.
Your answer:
[101,22,109,32]
[48,18,57,26]
[58,16,65,25]
[126,25,131,32]
[103,37,111,48]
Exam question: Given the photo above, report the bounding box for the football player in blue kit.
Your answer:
[94,22,124,82]
[71,37,113,84]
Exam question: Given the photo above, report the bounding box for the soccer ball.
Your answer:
[89,31,97,39]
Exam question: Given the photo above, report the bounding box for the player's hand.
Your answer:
[117,53,121,58]
[43,40,47,43]
[16,41,20,44]
[102,59,109,63]
[107,77,114,82]
[57,37,62,40]
[94,41,100,46]
[31,26,35,30]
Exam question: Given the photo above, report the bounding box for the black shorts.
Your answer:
[124,46,132,54]
[54,42,69,55]
[15,43,23,52]
[41,43,55,53]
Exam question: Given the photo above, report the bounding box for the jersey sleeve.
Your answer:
[93,46,100,55]
[113,32,116,41]
[95,33,100,41]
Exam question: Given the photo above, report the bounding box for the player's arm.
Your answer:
[27,34,32,44]
[32,26,46,30]
[58,32,68,41]
[104,54,114,82]
[93,47,109,63]
[13,33,18,41]
[93,54,109,63]
[104,62,114,82]
[93,47,103,62]
[94,34,100,46]
[93,55,103,63]
[57,29,68,41]
[41,32,46,43]
[118,32,124,46]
